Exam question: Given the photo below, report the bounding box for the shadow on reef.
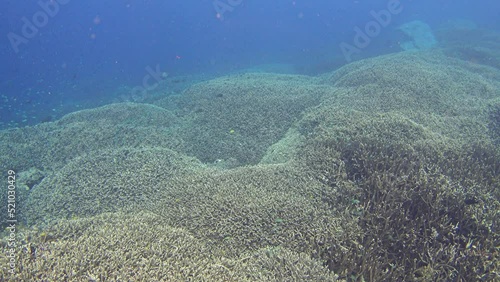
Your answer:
[302,135,500,281]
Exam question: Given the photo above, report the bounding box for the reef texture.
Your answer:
[1,51,499,281]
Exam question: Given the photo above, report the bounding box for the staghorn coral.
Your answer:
[296,101,500,280]
[488,103,500,145]
[0,51,499,280]
[0,212,340,281]
[23,146,205,227]
[153,73,331,165]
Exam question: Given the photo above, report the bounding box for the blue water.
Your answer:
[1,0,499,129]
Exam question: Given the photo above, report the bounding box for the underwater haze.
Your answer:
[1,0,500,281]
[1,0,499,128]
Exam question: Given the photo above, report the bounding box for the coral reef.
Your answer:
[22,147,205,227]
[436,27,500,69]
[1,213,339,281]
[1,51,499,280]
[488,103,500,145]
[153,73,330,165]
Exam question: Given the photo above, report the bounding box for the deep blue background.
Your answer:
[1,0,499,128]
